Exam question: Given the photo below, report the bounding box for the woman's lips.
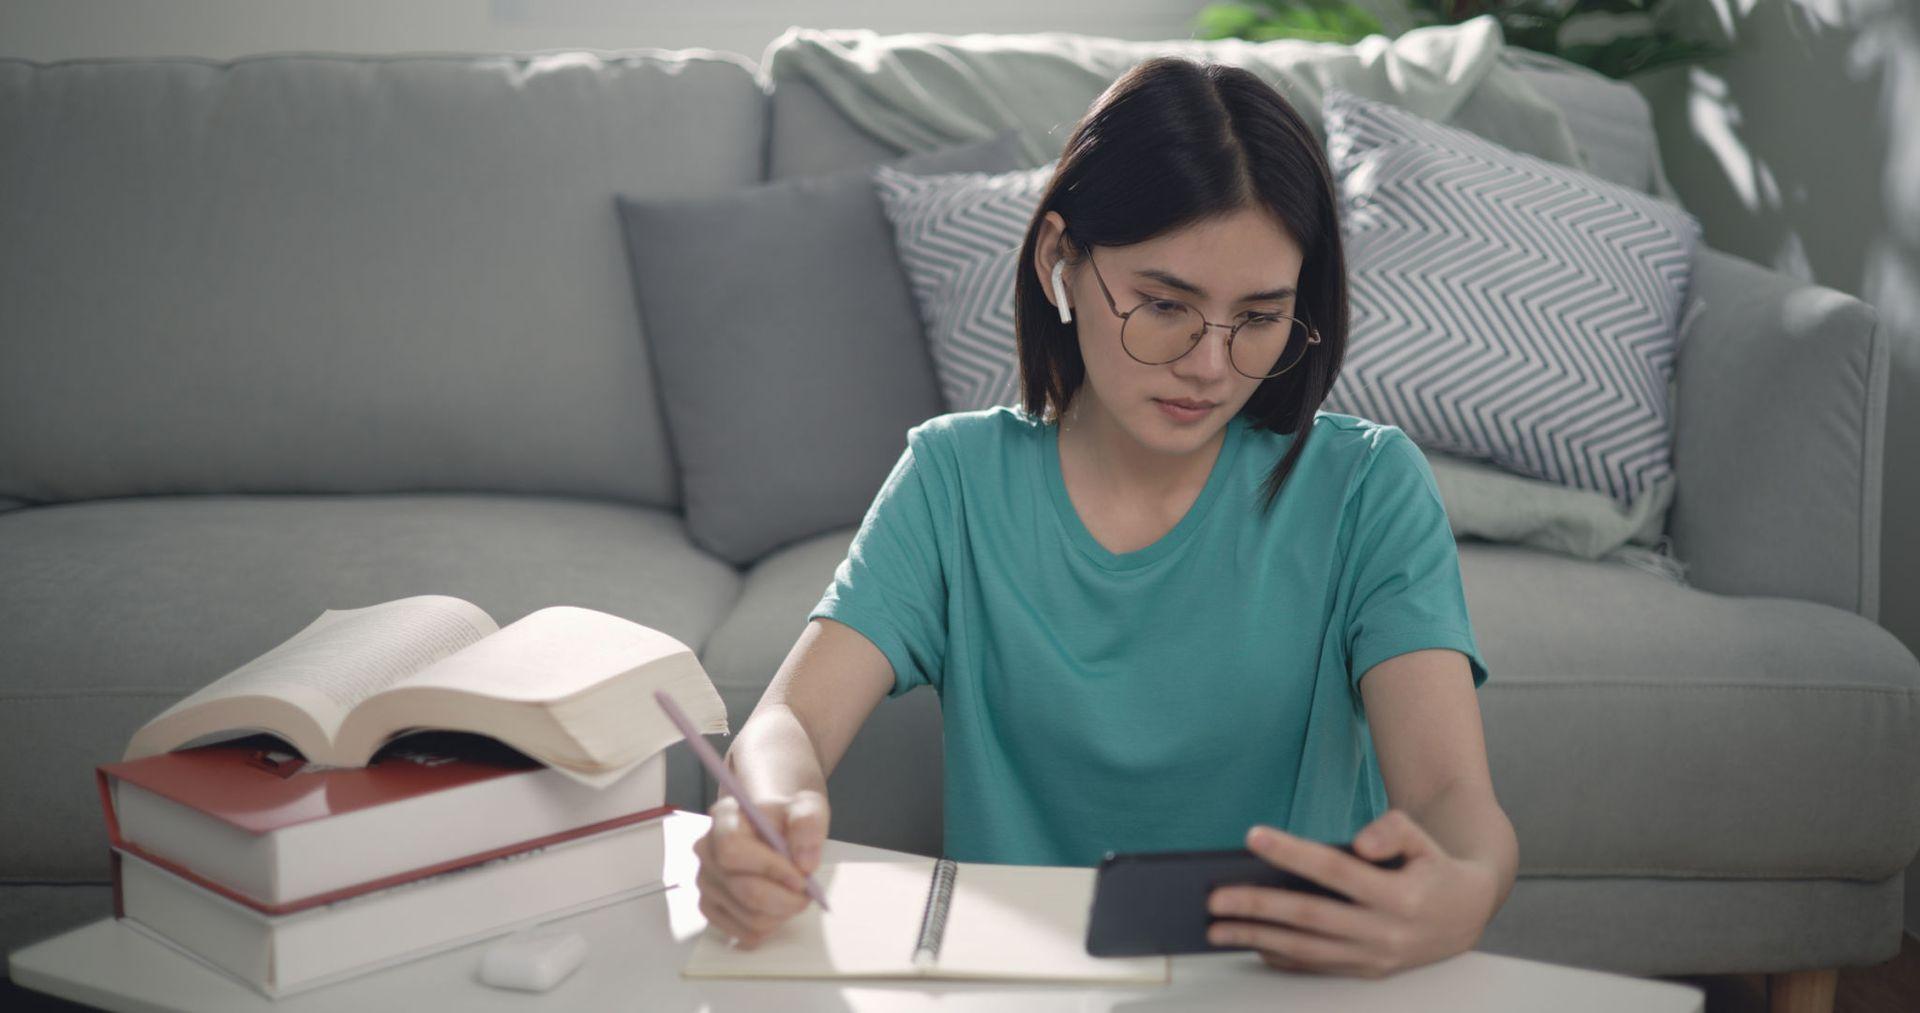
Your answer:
[1155,398,1214,422]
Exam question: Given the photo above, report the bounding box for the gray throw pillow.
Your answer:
[616,130,1030,567]
[1320,87,1701,510]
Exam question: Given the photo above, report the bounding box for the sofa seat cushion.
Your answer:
[1466,542,1920,880]
[700,527,859,707]
[0,494,740,880]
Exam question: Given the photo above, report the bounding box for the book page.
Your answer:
[144,596,497,743]
[682,861,933,979]
[938,863,1168,984]
[387,605,691,703]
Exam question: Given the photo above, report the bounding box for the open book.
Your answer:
[122,595,728,788]
[682,858,1168,984]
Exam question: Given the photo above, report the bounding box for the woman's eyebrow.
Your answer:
[1134,268,1294,302]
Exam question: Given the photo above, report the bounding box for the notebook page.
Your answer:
[936,864,1168,984]
[681,860,933,979]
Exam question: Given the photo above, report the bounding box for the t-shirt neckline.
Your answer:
[1041,411,1245,571]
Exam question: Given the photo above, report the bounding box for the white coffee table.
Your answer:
[10,811,1703,1012]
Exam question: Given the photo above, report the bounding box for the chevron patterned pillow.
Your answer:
[1321,87,1701,508]
[871,161,1056,412]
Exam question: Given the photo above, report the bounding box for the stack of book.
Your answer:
[96,594,730,997]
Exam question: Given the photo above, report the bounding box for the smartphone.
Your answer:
[1083,843,1406,957]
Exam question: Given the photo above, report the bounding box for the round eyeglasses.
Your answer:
[1076,244,1320,380]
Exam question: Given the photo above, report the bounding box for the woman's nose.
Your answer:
[1176,323,1235,376]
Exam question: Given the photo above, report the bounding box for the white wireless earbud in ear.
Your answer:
[1050,259,1073,324]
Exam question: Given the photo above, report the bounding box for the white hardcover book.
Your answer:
[116,815,667,997]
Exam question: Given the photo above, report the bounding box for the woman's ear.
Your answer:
[1034,211,1073,321]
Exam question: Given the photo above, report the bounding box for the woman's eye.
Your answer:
[1147,300,1186,316]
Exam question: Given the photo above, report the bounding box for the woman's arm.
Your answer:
[1205,647,1518,977]
[1361,647,1518,912]
[692,617,897,947]
[725,616,896,810]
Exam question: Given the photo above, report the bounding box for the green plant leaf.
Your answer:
[1558,33,1725,78]
[1557,9,1658,48]
[1192,3,1278,40]
[1191,0,1383,45]
[1197,0,1722,76]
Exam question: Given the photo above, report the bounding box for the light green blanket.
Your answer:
[760,15,1585,171]
[761,17,1684,582]
[1424,448,1684,582]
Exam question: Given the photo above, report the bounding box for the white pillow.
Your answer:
[1320,87,1701,509]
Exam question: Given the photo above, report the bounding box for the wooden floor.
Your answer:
[1658,932,1920,1013]
[7,934,1920,1011]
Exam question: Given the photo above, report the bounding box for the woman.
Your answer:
[691,56,1518,979]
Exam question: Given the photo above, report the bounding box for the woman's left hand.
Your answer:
[1205,809,1500,979]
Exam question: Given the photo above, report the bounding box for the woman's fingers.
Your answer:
[697,865,788,939]
[709,802,810,892]
[1208,918,1385,977]
[692,815,814,949]
[1259,949,1312,973]
[694,792,830,948]
[695,862,754,922]
[726,869,811,922]
[694,865,756,943]
[1208,883,1388,944]
[698,855,806,923]
[1243,826,1397,911]
[697,892,751,944]
[784,790,831,874]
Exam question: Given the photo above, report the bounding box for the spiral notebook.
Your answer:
[681,858,1169,984]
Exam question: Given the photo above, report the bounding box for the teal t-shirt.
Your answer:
[808,406,1489,867]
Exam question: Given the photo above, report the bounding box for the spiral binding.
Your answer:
[911,857,959,969]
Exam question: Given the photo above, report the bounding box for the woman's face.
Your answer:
[1036,205,1307,459]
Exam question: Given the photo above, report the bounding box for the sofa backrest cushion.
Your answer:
[615,130,1031,567]
[767,77,902,180]
[0,50,765,507]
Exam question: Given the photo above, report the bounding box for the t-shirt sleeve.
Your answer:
[807,427,950,699]
[1340,429,1490,694]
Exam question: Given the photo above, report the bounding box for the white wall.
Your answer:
[0,0,1197,63]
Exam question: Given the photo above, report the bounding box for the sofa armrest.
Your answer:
[1669,247,1889,620]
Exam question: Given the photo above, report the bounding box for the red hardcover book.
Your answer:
[98,732,673,915]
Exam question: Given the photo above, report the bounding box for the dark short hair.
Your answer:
[1015,56,1348,513]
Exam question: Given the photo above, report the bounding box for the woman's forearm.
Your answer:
[1411,779,1520,918]
[722,703,829,804]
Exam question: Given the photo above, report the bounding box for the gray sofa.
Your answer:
[3,38,1917,996]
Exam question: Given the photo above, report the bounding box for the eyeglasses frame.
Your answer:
[1073,242,1322,380]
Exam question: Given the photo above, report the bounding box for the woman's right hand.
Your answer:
[690,788,831,949]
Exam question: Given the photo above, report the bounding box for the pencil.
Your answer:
[653,689,832,912]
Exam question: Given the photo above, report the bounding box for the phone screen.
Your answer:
[1083,843,1404,957]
